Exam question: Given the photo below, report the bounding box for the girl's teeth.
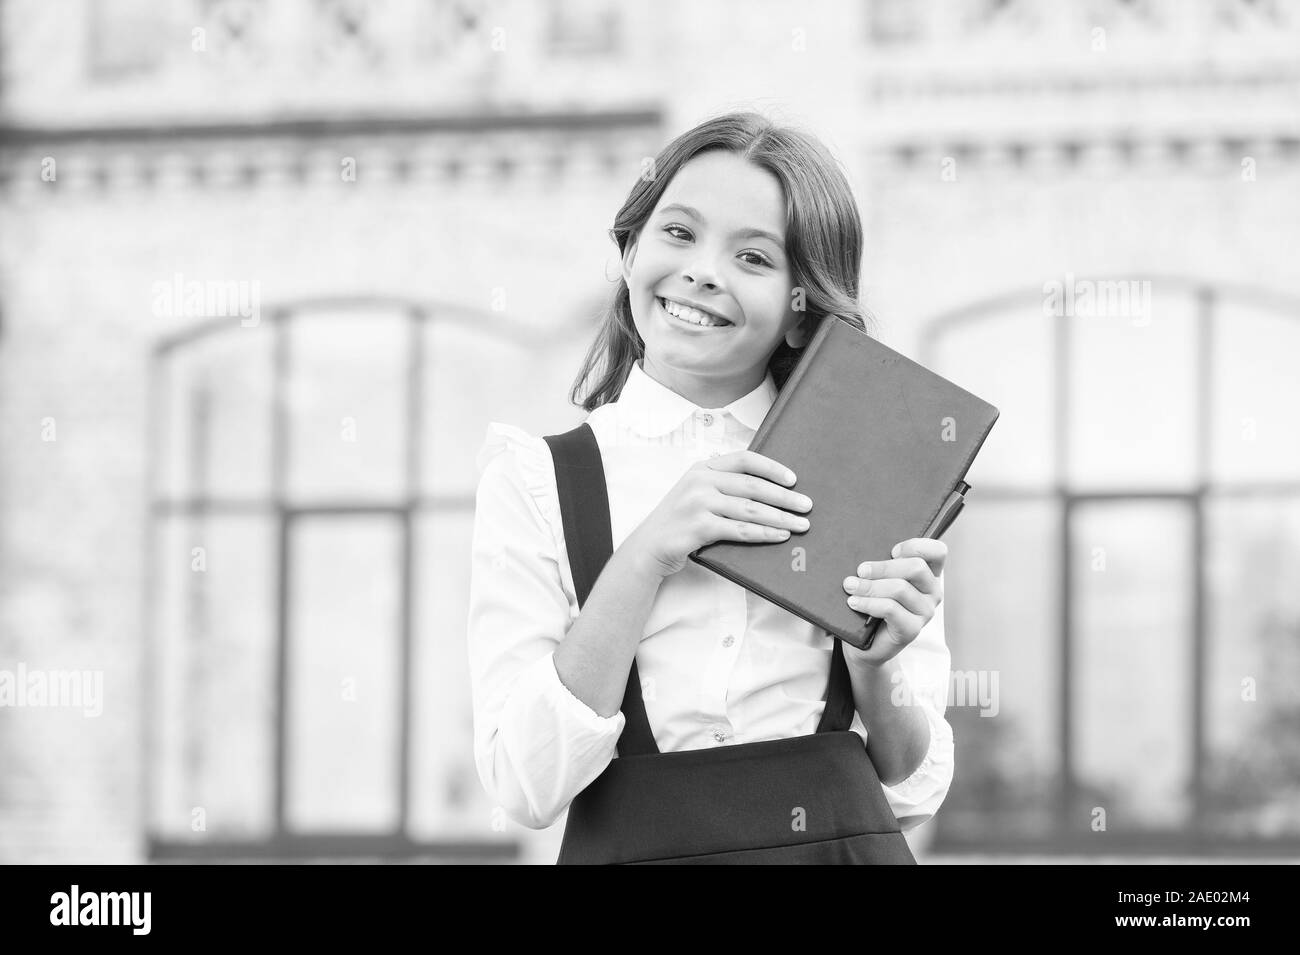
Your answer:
[661,298,729,327]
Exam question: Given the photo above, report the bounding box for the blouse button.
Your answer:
[712,729,729,744]
[699,412,714,426]
[722,634,735,648]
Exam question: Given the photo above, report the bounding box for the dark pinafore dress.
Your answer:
[542,422,917,865]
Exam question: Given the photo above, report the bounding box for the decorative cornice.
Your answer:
[872,133,1300,174]
[0,109,664,194]
[867,64,1300,102]
[0,108,662,146]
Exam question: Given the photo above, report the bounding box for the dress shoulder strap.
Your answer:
[817,638,856,734]
[542,422,659,757]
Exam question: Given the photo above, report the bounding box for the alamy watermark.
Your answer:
[891,667,1000,717]
[50,885,150,935]
[0,663,103,717]
[151,271,261,326]
[1043,273,1151,324]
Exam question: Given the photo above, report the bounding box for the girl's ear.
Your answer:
[785,315,814,349]
[620,233,640,285]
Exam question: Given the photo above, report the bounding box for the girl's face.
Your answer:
[621,150,812,407]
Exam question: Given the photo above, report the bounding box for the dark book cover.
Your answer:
[690,315,1000,649]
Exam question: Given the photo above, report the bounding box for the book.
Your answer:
[689,315,1000,650]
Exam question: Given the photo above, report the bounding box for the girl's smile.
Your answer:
[656,295,736,330]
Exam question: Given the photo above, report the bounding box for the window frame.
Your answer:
[919,276,1300,857]
[143,297,534,862]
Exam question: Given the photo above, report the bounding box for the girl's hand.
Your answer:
[626,450,813,579]
[841,538,947,667]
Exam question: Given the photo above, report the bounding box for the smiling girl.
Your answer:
[468,111,954,864]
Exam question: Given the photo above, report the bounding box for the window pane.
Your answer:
[409,509,507,843]
[422,314,581,496]
[422,317,526,497]
[89,0,170,76]
[285,516,402,832]
[869,0,923,44]
[547,0,621,55]
[1067,282,1198,491]
[927,303,1054,490]
[1204,496,1300,837]
[937,497,1060,839]
[1210,299,1300,484]
[286,312,408,500]
[1073,501,1193,831]
[150,515,276,840]
[161,329,273,500]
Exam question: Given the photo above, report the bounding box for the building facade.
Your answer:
[1,0,1298,863]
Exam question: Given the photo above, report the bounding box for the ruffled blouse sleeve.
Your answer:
[466,422,626,830]
[474,423,564,545]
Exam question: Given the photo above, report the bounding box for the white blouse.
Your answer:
[467,359,956,833]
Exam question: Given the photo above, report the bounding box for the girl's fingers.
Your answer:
[854,555,941,597]
[847,596,924,642]
[712,489,811,533]
[890,538,948,578]
[843,576,934,618]
[704,450,798,488]
[713,472,813,518]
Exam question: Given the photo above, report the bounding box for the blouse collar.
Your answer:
[616,359,777,438]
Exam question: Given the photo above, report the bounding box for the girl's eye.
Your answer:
[662,226,773,268]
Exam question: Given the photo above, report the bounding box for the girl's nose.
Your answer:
[681,264,720,291]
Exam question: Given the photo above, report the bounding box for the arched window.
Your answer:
[144,298,545,861]
[920,278,1300,855]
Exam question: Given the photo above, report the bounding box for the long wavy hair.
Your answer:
[568,110,874,411]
